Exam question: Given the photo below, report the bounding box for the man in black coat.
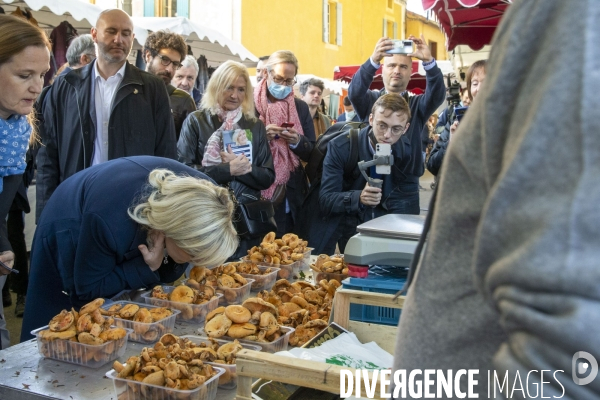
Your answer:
[36,9,176,220]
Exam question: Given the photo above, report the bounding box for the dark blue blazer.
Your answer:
[337,112,360,122]
[21,156,211,341]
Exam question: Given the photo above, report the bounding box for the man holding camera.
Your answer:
[316,94,413,254]
[345,35,445,207]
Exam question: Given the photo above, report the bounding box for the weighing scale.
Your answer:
[344,214,425,276]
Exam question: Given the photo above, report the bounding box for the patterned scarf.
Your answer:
[202,105,243,167]
[0,115,30,193]
[254,78,304,199]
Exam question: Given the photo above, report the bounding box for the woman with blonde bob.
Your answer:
[21,156,238,341]
[178,60,275,257]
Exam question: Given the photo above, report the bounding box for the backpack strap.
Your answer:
[344,128,360,179]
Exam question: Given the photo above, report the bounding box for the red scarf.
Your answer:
[254,78,304,199]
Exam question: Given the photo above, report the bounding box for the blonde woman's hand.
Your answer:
[139,230,165,272]
[229,154,252,176]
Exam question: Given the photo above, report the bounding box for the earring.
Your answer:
[163,254,169,264]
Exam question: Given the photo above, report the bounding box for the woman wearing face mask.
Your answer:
[255,50,316,238]
[427,60,486,177]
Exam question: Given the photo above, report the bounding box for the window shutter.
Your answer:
[143,0,154,17]
[336,3,342,46]
[177,0,189,18]
[323,0,329,43]
[393,22,397,39]
[383,18,387,37]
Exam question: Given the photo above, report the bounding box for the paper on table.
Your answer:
[276,332,393,370]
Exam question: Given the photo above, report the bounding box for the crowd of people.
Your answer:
[0,8,448,345]
[0,1,596,397]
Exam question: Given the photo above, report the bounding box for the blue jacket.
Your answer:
[21,156,206,341]
[315,126,423,253]
[347,58,446,179]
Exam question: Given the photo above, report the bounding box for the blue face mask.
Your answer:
[346,111,356,120]
[268,82,292,100]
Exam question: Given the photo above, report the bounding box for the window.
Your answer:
[323,0,342,46]
[429,40,438,60]
[156,0,177,17]
[387,0,394,9]
[383,19,397,39]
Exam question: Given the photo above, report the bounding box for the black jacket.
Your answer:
[427,118,450,176]
[36,61,177,221]
[177,109,275,191]
[166,84,197,140]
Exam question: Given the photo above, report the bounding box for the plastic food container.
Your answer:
[140,286,221,324]
[31,326,132,369]
[239,266,280,292]
[300,247,314,269]
[215,279,254,306]
[199,325,294,354]
[101,300,180,344]
[240,257,302,281]
[106,365,224,400]
[180,335,262,390]
[310,266,348,284]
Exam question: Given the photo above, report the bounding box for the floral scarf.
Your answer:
[0,115,30,193]
[202,105,243,167]
[254,78,304,199]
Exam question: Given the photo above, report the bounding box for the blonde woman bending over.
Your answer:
[21,156,238,341]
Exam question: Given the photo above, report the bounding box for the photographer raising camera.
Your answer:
[428,60,487,177]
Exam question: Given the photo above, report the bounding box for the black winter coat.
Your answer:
[177,109,275,191]
[36,61,177,221]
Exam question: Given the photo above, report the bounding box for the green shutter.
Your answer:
[177,0,189,18]
[144,0,154,17]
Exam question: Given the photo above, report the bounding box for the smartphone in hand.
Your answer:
[280,122,295,129]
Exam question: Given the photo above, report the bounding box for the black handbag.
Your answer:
[230,181,277,239]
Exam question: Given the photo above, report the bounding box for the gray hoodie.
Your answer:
[393,0,600,398]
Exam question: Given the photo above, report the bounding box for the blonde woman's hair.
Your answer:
[266,50,298,75]
[200,60,255,121]
[128,169,239,267]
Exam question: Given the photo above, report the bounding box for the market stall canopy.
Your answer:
[333,60,454,94]
[0,0,258,66]
[422,0,512,51]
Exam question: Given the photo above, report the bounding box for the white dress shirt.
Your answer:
[91,62,126,166]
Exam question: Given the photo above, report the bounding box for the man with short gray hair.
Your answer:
[171,55,199,107]
[66,34,96,69]
[299,77,331,138]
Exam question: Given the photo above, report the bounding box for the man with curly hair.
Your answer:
[144,31,196,139]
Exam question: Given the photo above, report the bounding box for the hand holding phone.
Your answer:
[280,122,295,129]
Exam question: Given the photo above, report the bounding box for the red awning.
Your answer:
[422,0,512,51]
[333,61,425,94]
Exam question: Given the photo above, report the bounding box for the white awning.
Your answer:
[0,0,258,66]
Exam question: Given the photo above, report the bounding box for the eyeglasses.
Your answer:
[156,54,182,70]
[269,71,296,87]
[375,121,407,136]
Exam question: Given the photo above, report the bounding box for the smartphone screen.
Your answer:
[280,122,295,129]
[375,143,392,174]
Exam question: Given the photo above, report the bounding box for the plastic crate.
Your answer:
[341,266,407,326]
[140,286,221,324]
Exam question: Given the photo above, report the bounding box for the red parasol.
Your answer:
[422,0,512,51]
